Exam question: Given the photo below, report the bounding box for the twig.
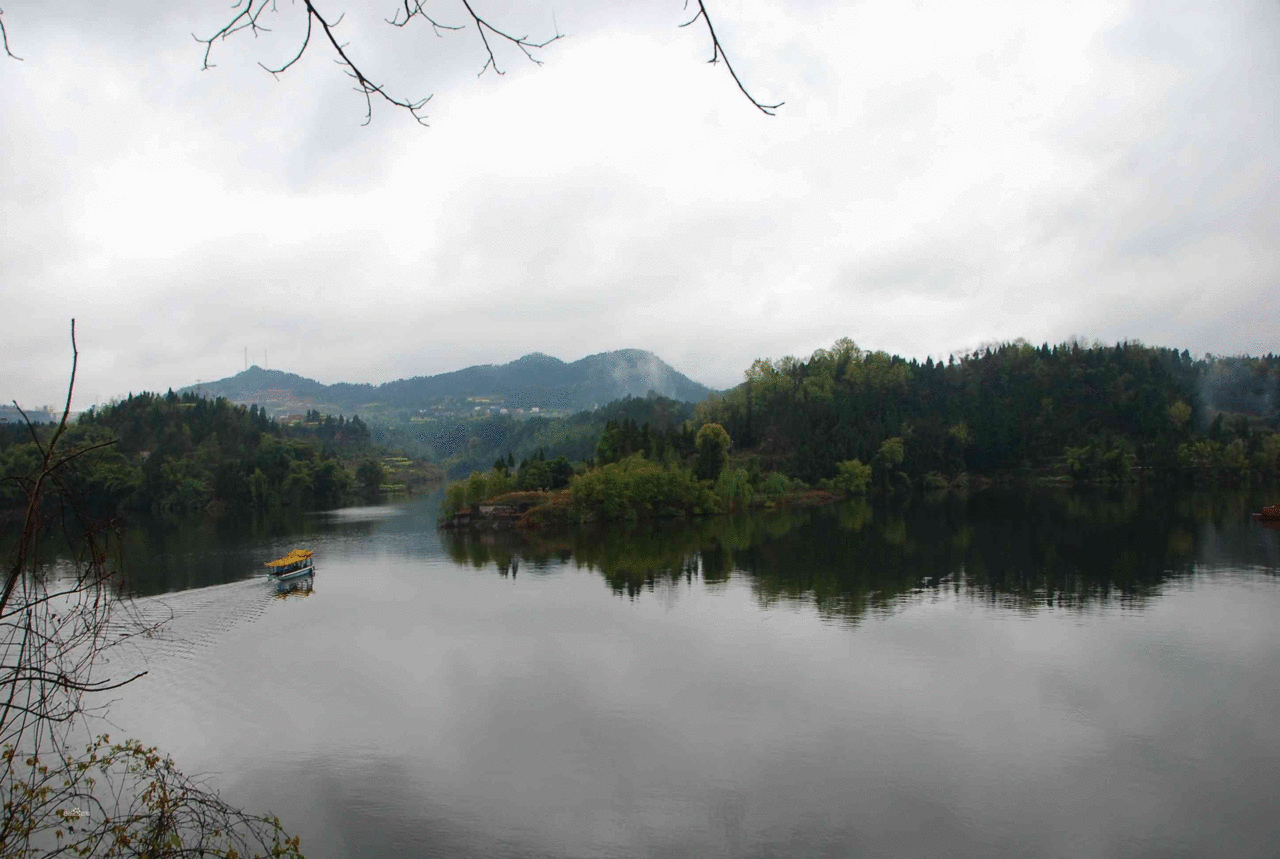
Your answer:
[457,0,562,76]
[0,7,21,61]
[192,0,277,71]
[197,0,435,125]
[303,0,433,125]
[680,0,781,115]
[387,0,463,35]
[193,1,773,124]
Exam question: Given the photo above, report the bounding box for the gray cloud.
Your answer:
[2,0,1277,408]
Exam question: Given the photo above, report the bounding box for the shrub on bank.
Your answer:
[570,455,717,521]
[819,459,873,496]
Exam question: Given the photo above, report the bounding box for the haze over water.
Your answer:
[99,490,1280,858]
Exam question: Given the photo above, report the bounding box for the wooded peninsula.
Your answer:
[443,339,1280,526]
[0,394,440,515]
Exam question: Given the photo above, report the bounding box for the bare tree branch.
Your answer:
[680,0,782,115]
[9,2,780,123]
[192,0,278,71]
[387,0,464,35]
[0,7,21,61]
[456,0,563,76]
[47,318,78,459]
[194,1,772,123]
[0,322,303,858]
[197,0,438,125]
[259,1,313,78]
[301,0,433,126]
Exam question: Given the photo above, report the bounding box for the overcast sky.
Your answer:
[3,0,1277,409]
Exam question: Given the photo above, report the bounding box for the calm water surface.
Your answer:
[96,490,1280,858]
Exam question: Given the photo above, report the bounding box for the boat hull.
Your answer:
[270,564,315,581]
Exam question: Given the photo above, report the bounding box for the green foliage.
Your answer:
[1064,445,1093,481]
[547,456,575,489]
[463,470,490,508]
[1175,432,1271,486]
[43,392,384,514]
[487,467,514,498]
[288,410,371,453]
[570,455,717,521]
[441,481,468,518]
[714,467,754,511]
[694,423,731,482]
[438,463,534,521]
[424,394,697,478]
[759,471,807,499]
[595,421,626,466]
[876,437,904,466]
[516,457,551,491]
[356,456,386,497]
[701,337,1280,488]
[312,458,353,507]
[0,444,43,509]
[826,459,872,495]
[440,340,1280,504]
[872,437,907,491]
[1259,433,1280,481]
[159,456,214,511]
[1065,438,1137,484]
[1177,439,1220,471]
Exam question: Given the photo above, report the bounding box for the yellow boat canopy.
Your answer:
[264,549,314,568]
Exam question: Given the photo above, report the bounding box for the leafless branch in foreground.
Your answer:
[194,0,434,125]
[0,7,21,61]
[680,0,782,115]
[0,320,302,858]
[4,2,780,123]
[192,1,776,125]
[195,0,566,126]
[455,0,563,76]
[387,0,464,36]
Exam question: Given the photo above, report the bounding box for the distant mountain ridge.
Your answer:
[182,349,716,417]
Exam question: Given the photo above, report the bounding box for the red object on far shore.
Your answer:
[1253,505,1280,524]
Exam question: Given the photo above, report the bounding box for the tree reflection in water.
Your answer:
[440,489,1280,623]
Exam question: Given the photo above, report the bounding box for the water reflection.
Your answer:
[5,504,413,598]
[11,488,1278,611]
[442,489,1280,620]
[273,574,315,599]
[87,487,1280,859]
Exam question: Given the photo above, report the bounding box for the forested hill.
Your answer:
[0,392,385,514]
[698,339,1280,485]
[184,349,715,416]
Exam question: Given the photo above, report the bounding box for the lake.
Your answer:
[91,489,1280,858]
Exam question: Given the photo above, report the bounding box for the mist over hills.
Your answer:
[182,349,716,417]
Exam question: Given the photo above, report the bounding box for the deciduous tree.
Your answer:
[695,423,731,482]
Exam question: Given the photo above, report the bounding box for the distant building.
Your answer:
[0,404,58,424]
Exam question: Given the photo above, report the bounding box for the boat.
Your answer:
[264,549,315,581]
